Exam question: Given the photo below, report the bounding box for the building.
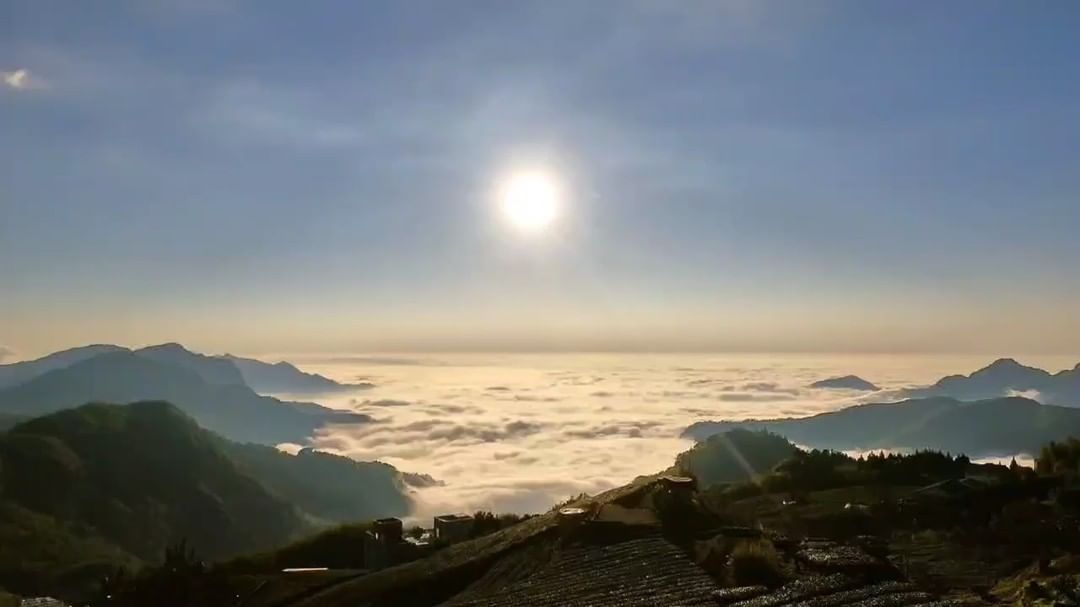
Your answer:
[364,518,404,570]
[373,517,404,543]
[434,513,474,543]
[19,599,70,607]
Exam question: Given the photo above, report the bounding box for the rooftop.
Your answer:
[435,514,474,523]
[441,533,720,607]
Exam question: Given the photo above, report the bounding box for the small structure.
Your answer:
[557,506,591,538]
[373,517,404,543]
[661,475,697,492]
[434,513,474,543]
[364,517,405,570]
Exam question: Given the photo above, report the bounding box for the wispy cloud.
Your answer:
[1007,388,1043,402]
[2,68,45,91]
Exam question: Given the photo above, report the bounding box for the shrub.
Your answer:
[729,541,785,587]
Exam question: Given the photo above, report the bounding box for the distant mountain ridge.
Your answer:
[220,354,362,394]
[683,396,1080,456]
[0,343,358,395]
[138,343,247,386]
[0,344,127,390]
[904,358,1080,406]
[0,350,369,445]
[810,375,880,391]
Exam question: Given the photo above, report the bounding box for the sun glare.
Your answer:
[499,171,561,233]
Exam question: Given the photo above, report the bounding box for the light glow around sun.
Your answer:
[499,171,561,233]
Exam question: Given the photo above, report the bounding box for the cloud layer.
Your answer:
[284,353,959,520]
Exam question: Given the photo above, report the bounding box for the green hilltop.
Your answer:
[0,401,413,601]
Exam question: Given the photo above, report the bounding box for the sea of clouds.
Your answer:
[277,353,1074,520]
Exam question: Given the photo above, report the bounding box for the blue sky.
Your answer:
[2,1,1079,357]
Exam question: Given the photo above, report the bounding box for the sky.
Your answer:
[3,1,1080,359]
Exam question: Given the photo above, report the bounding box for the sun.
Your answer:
[499,171,561,233]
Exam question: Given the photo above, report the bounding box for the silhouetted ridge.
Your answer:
[135,343,246,386]
[0,351,370,444]
[683,396,1080,456]
[0,342,363,398]
[810,375,880,391]
[221,354,359,394]
[0,344,127,389]
[902,358,1080,406]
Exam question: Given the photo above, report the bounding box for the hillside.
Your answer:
[222,444,412,524]
[60,426,1080,607]
[0,501,142,600]
[0,401,414,600]
[673,429,799,487]
[0,351,370,444]
[683,396,1080,456]
[0,402,305,561]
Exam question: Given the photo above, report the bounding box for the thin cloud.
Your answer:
[1007,388,1043,402]
[0,345,15,363]
[2,69,45,91]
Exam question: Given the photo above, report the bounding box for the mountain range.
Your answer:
[0,401,412,599]
[678,358,1080,457]
[0,344,369,445]
[0,343,360,395]
[902,357,1080,406]
[683,396,1080,456]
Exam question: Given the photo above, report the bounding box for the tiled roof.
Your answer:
[19,599,71,607]
[727,577,978,607]
[442,533,720,607]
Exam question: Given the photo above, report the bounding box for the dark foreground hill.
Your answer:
[674,429,799,487]
[0,351,369,444]
[683,396,1080,456]
[223,444,411,524]
[0,402,413,600]
[0,402,301,596]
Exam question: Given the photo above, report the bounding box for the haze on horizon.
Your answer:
[3,1,1080,360]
